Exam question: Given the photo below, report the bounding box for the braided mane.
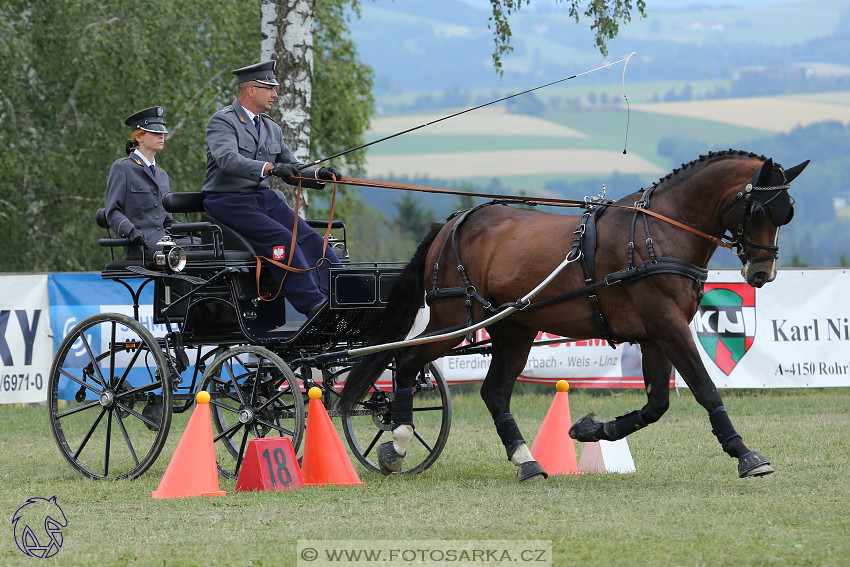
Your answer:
[649,149,770,190]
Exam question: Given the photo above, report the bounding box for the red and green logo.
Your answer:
[692,283,756,375]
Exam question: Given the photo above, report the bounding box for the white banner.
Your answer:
[682,268,850,388]
[440,268,850,389]
[0,275,52,403]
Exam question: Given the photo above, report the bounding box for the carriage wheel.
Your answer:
[47,313,173,480]
[200,345,305,479]
[342,362,451,475]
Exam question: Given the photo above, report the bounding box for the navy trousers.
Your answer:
[203,190,340,313]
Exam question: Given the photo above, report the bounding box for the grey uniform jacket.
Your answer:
[201,99,323,193]
[104,153,177,259]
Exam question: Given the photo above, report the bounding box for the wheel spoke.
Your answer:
[73,407,108,459]
[58,368,103,396]
[214,421,243,443]
[254,418,295,438]
[79,332,107,388]
[234,427,250,474]
[104,410,113,477]
[362,429,384,457]
[56,400,100,419]
[114,411,141,467]
[413,428,434,452]
[114,401,161,431]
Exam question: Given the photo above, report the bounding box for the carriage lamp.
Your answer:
[154,237,187,273]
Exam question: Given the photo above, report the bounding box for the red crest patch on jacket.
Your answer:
[273,246,286,261]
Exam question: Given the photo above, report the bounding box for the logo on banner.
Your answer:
[692,284,756,375]
[273,246,286,261]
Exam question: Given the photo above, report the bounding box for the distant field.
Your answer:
[632,95,850,133]
[364,148,663,179]
[369,107,588,138]
[362,91,850,183]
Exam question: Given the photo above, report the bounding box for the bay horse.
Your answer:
[341,150,809,480]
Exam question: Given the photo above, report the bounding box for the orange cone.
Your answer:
[530,380,579,475]
[152,391,226,499]
[300,388,365,486]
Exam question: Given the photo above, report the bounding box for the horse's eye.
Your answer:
[748,203,766,227]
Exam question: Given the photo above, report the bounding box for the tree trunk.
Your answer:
[261,0,314,216]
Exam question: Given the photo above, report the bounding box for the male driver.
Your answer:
[202,60,342,318]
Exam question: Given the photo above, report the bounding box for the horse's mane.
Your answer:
[647,149,770,192]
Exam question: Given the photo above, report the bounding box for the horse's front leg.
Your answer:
[480,323,546,481]
[654,327,774,477]
[570,341,672,441]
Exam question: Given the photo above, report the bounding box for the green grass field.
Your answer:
[2,388,848,566]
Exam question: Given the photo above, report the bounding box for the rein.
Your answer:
[254,176,341,301]
[335,176,736,250]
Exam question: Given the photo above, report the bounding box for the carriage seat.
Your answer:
[95,208,157,272]
[162,191,347,261]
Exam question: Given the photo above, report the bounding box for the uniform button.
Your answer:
[154,216,159,220]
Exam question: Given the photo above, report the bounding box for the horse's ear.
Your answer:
[754,158,774,186]
[783,159,810,183]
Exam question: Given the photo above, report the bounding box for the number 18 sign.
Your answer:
[235,437,304,492]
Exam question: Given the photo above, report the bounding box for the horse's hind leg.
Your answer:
[570,342,672,441]
[378,341,453,474]
[479,323,547,481]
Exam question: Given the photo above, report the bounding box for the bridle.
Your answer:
[721,177,794,267]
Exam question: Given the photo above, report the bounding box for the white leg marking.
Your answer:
[392,424,414,456]
[510,443,534,466]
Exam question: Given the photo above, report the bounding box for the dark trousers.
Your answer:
[204,190,340,313]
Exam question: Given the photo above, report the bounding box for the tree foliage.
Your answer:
[487,0,647,73]
[0,0,256,271]
[0,0,375,272]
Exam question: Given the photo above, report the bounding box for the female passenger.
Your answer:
[104,106,181,261]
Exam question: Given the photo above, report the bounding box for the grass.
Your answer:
[2,388,849,566]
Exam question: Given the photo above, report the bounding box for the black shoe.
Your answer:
[305,299,328,320]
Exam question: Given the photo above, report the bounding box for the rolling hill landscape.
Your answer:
[335,0,850,266]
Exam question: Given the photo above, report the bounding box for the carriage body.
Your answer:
[47,192,451,480]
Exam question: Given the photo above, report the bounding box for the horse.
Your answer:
[341,150,809,481]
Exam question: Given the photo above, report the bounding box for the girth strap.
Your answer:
[522,257,708,315]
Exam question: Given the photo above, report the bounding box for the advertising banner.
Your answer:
[683,269,850,388]
[0,275,52,404]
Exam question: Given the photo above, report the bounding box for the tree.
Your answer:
[0,0,375,271]
[487,0,647,74]
[0,1,255,272]
[261,0,373,217]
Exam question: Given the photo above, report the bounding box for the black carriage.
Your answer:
[47,191,451,480]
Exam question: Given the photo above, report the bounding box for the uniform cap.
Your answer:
[231,60,279,86]
[124,106,168,133]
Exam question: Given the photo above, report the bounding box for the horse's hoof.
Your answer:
[377,441,405,475]
[569,413,602,442]
[518,460,548,482]
[738,451,774,477]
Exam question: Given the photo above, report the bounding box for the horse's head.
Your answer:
[722,158,809,287]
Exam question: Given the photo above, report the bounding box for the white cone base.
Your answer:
[577,439,636,474]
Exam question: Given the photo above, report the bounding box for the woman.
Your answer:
[104,106,181,261]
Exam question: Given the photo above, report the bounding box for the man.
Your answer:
[202,60,343,318]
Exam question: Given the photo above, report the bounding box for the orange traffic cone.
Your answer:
[300,388,365,486]
[152,391,226,499]
[530,380,579,475]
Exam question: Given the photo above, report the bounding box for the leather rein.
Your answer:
[335,176,736,250]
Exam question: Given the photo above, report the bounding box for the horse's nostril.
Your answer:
[752,272,769,287]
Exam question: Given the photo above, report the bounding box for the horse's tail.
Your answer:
[340,222,445,412]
